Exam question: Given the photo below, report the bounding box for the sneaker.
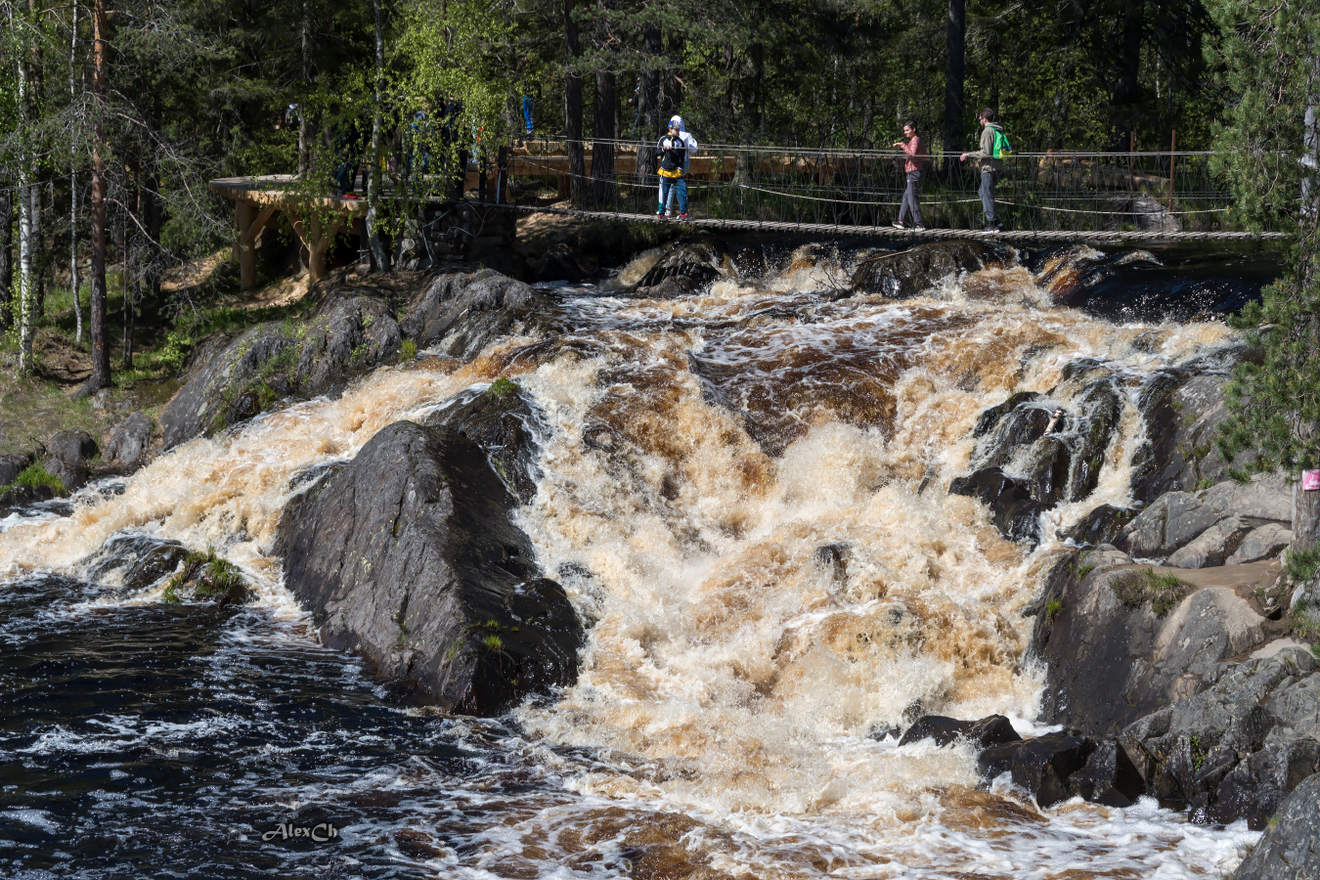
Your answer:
[678,213,689,221]
[892,221,906,229]
[913,225,926,231]
[656,203,665,216]
[666,211,674,218]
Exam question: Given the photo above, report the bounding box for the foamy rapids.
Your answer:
[0,244,1260,877]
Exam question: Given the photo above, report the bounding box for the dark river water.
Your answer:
[0,239,1283,879]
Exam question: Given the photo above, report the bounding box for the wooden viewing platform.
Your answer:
[209,175,515,288]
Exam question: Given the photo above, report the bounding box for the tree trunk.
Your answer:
[82,0,111,396]
[16,37,35,375]
[639,24,661,137]
[565,0,586,206]
[365,0,390,271]
[943,0,966,173]
[591,2,615,207]
[298,0,312,176]
[0,191,11,330]
[70,1,82,344]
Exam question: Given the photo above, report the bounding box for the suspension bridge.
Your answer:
[212,140,1286,288]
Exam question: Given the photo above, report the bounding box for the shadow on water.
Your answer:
[0,574,574,879]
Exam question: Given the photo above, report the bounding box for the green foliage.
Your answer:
[482,634,504,652]
[162,549,251,605]
[1285,546,1320,586]
[487,377,519,403]
[0,462,67,497]
[1110,568,1194,616]
[1211,0,1320,495]
[1046,599,1063,619]
[399,339,418,362]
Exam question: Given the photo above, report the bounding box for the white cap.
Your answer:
[668,115,684,131]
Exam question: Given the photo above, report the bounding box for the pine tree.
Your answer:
[1210,0,1320,578]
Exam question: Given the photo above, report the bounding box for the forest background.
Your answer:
[0,0,1313,506]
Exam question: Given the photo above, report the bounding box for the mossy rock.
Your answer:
[162,550,254,606]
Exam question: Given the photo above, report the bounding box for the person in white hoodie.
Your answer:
[654,115,698,219]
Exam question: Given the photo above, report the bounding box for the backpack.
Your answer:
[992,128,1014,159]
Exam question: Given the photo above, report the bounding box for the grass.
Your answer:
[1110,568,1194,616]
[162,549,250,605]
[0,462,67,496]
[1046,599,1063,619]
[487,377,519,403]
[399,339,417,361]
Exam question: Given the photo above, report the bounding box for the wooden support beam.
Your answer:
[235,200,257,290]
[241,205,279,247]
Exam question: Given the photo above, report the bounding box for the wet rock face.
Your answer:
[978,733,1098,808]
[1037,564,1269,736]
[631,242,727,297]
[850,240,1012,299]
[1119,648,1318,827]
[948,468,1046,545]
[422,378,546,505]
[899,714,1022,749]
[955,373,1125,545]
[1232,773,1320,880]
[79,533,190,594]
[401,269,549,360]
[276,421,584,714]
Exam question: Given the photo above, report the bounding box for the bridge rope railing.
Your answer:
[505,139,1267,235]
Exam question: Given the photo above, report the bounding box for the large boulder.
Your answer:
[977,733,1098,808]
[1117,474,1290,562]
[275,421,583,714]
[78,532,190,594]
[422,378,545,505]
[631,242,727,297]
[1232,773,1320,880]
[42,429,99,493]
[948,467,1046,545]
[1037,563,1272,735]
[850,240,1011,298]
[103,411,153,469]
[1165,516,1255,569]
[0,452,33,488]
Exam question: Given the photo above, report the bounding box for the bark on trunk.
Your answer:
[591,3,616,207]
[83,0,111,395]
[639,24,661,137]
[0,191,11,330]
[565,0,586,206]
[366,0,390,271]
[16,45,35,374]
[71,1,82,344]
[943,0,966,174]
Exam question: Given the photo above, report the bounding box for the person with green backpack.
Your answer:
[960,108,1012,232]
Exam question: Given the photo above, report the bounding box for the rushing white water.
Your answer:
[0,245,1258,878]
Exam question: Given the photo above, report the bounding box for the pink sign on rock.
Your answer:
[1304,470,1320,491]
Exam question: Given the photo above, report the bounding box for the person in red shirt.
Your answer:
[892,122,927,230]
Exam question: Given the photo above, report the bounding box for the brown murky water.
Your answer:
[0,244,1261,877]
